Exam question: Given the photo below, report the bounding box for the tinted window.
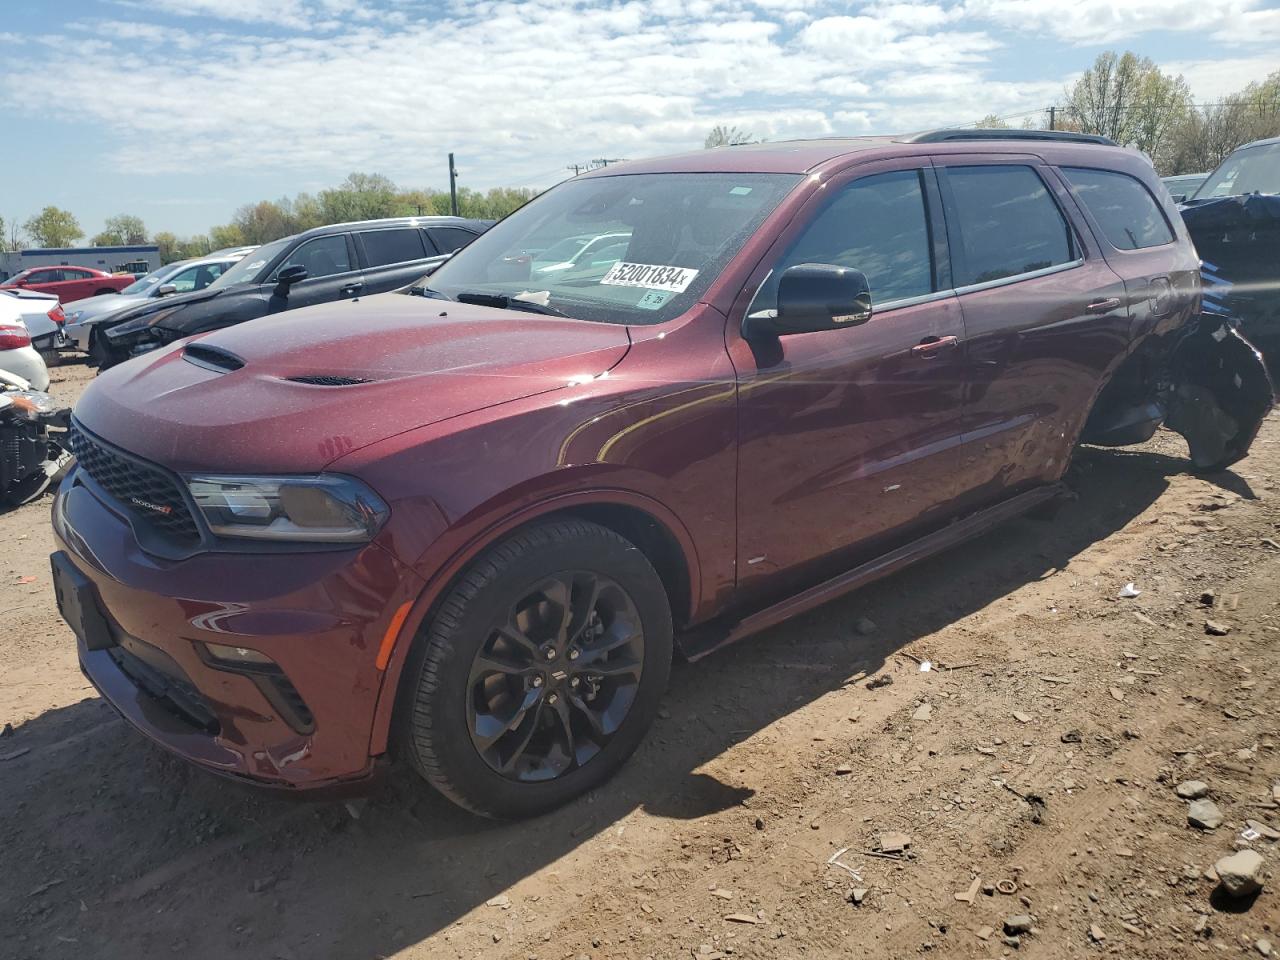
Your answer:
[167,262,227,293]
[360,228,427,267]
[36,270,67,283]
[1063,167,1174,250]
[945,165,1074,286]
[64,269,92,280]
[276,235,352,280]
[753,169,935,311]
[428,227,479,255]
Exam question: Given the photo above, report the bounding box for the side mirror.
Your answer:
[742,263,872,339]
[273,264,308,288]
[156,283,178,296]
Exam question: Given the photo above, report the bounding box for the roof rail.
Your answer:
[903,129,1117,146]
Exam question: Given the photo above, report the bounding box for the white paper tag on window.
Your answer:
[600,262,699,293]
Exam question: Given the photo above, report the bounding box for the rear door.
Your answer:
[731,160,969,604]
[61,269,97,301]
[23,269,64,296]
[426,225,481,256]
[934,157,1129,507]
[353,227,438,294]
[268,233,363,312]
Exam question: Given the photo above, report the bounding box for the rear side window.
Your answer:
[944,165,1075,286]
[753,169,936,310]
[360,228,428,267]
[1061,167,1174,250]
[428,227,479,255]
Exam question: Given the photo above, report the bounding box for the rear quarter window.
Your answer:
[943,165,1076,287]
[1062,167,1175,250]
[359,228,428,267]
[428,227,480,255]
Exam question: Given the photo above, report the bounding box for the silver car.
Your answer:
[64,247,255,354]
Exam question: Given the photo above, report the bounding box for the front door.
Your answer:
[268,233,364,314]
[730,163,969,606]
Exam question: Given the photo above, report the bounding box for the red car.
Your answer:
[51,131,1272,818]
[1,266,134,303]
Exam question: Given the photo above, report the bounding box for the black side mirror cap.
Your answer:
[742,263,873,339]
[274,264,308,287]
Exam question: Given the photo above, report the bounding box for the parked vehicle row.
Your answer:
[96,217,492,368]
[52,130,1272,819]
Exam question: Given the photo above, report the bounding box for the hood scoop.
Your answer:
[183,343,245,372]
[284,374,375,386]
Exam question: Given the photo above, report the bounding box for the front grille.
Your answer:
[69,423,201,544]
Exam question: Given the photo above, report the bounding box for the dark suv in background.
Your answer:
[94,216,493,368]
[54,131,1271,818]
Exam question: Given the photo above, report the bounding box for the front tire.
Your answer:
[398,519,672,819]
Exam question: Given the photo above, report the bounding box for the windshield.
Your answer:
[1194,141,1280,199]
[209,237,291,288]
[120,262,184,295]
[422,172,801,325]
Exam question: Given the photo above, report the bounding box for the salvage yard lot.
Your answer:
[2,360,1277,960]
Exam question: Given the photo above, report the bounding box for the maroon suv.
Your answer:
[52,131,1271,818]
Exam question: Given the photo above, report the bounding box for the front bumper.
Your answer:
[51,469,417,789]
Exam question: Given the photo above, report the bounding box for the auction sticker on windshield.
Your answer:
[600,262,699,293]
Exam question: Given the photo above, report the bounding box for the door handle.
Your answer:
[340,282,364,296]
[1087,297,1122,314]
[911,335,958,358]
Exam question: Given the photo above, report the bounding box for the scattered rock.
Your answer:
[1108,686,1125,702]
[1256,938,1273,957]
[1004,915,1034,935]
[975,925,993,941]
[866,674,893,690]
[1013,711,1032,724]
[911,703,933,722]
[854,617,878,636]
[1205,619,1232,636]
[879,831,911,854]
[1175,780,1209,800]
[1215,850,1265,897]
[1245,819,1280,841]
[1089,924,1106,943]
[486,894,511,909]
[849,889,868,906]
[834,764,854,775]
[1188,799,1224,830]
[724,913,760,924]
[1061,730,1082,744]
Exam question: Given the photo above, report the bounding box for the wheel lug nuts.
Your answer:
[569,677,579,689]
[531,675,544,687]
[567,648,580,661]
[544,648,556,660]
[547,692,559,705]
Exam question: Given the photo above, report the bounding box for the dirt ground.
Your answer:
[1,359,1277,960]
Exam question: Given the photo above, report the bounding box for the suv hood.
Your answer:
[74,293,631,473]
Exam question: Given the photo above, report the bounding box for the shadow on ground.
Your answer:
[0,445,1231,959]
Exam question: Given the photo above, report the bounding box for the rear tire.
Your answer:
[398,519,672,819]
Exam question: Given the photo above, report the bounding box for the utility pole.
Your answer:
[448,153,459,217]
[567,164,582,176]
[1048,106,1057,131]
[593,158,625,168]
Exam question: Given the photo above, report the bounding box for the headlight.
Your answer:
[186,474,389,542]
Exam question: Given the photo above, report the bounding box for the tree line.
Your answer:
[2,174,539,264]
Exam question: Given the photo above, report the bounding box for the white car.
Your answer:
[0,297,50,391]
[0,288,65,361]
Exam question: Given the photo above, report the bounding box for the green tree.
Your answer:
[1159,70,1280,174]
[153,231,181,263]
[208,223,246,250]
[92,213,148,246]
[704,124,753,148]
[319,172,399,223]
[23,206,83,248]
[1067,51,1193,159]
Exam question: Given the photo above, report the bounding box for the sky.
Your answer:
[2,0,1276,240]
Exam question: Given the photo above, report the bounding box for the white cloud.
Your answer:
[1163,55,1280,100]
[964,0,1280,45]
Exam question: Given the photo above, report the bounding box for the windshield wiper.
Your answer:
[454,290,570,318]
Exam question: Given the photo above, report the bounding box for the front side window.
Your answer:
[275,235,352,280]
[1063,167,1174,250]
[422,172,801,325]
[944,165,1075,286]
[750,169,935,313]
[360,228,427,267]
[32,270,64,283]
[210,238,290,288]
